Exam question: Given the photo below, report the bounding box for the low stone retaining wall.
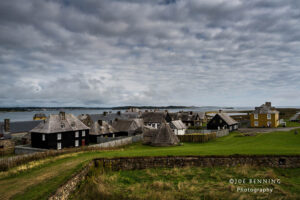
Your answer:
[50,155,300,199]
[90,134,143,148]
[215,129,229,138]
[15,145,46,155]
[94,155,300,170]
[49,162,93,200]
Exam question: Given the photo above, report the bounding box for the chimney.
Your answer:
[117,111,121,115]
[59,112,66,120]
[103,111,107,116]
[4,119,10,133]
[189,111,193,115]
[98,120,103,126]
[265,102,271,107]
[219,110,223,113]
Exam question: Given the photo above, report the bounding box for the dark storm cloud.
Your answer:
[0,0,300,107]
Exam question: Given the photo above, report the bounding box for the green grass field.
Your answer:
[0,128,300,199]
[70,166,300,200]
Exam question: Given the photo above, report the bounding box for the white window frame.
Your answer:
[57,142,62,150]
[57,133,61,140]
[75,131,79,138]
[82,130,86,137]
[254,121,258,127]
[267,114,271,120]
[42,134,45,141]
[75,140,79,147]
[254,114,258,119]
[267,121,272,127]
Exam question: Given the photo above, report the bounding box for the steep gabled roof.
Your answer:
[141,112,167,123]
[253,102,279,114]
[30,113,89,134]
[112,119,143,132]
[216,113,238,125]
[150,123,179,146]
[169,120,186,130]
[90,121,116,135]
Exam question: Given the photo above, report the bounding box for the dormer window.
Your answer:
[61,123,65,128]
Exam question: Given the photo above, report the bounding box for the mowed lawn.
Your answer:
[0,129,300,200]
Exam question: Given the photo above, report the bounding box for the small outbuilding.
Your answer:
[169,120,186,135]
[143,122,179,146]
[207,111,238,132]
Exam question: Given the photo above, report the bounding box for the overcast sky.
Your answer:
[0,0,300,107]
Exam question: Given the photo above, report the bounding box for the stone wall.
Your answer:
[215,129,229,138]
[90,134,143,148]
[15,145,46,155]
[94,155,300,171]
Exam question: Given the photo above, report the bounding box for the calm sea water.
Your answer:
[0,107,254,122]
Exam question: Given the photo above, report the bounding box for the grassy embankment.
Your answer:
[71,166,300,200]
[0,129,300,199]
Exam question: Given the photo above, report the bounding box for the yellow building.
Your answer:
[250,102,280,128]
[33,113,47,121]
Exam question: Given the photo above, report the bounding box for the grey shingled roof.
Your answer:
[0,120,42,134]
[112,119,143,132]
[90,112,139,123]
[150,123,179,146]
[141,112,167,123]
[253,103,279,114]
[30,113,89,134]
[217,113,238,125]
[169,120,186,130]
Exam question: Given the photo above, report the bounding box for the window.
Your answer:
[254,114,258,119]
[254,121,258,127]
[57,133,61,140]
[57,142,62,150]
[75,131,79,138]
[267,121,272,127]
[75,140,79,147]
[267,114,271,119]
[82,130,86,137]
[42,134,45,141]
[219,119,222,123]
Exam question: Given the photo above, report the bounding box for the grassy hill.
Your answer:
[71,166,300,200]
[0,128,300,199]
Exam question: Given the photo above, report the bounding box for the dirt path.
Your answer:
[239,127,300,133]
[0,154,90,200]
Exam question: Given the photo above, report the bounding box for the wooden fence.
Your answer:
[177,132,216,143]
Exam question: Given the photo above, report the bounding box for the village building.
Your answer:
[143,122,179,146]
[112,118,144,137]
[250,102,280,128]
[169,120,187,135]
[78,114,117,143]
[89,111,139,125]
[30,112,90,149]
[169,111,203,127]
[141,111,172,129]
[0,119,14,155]
[207,111,239,132]
[33,113,47,120]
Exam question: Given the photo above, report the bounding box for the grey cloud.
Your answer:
[0,0,300,107]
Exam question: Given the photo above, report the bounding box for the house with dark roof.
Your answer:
[141,111,172,129]
[207,111,238,132]
[143,122,179,146]
[112,118,144,137]
[89,111,139,125]
[169,111,203,127]
[78,114,117,143]
[30,112,90,149]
